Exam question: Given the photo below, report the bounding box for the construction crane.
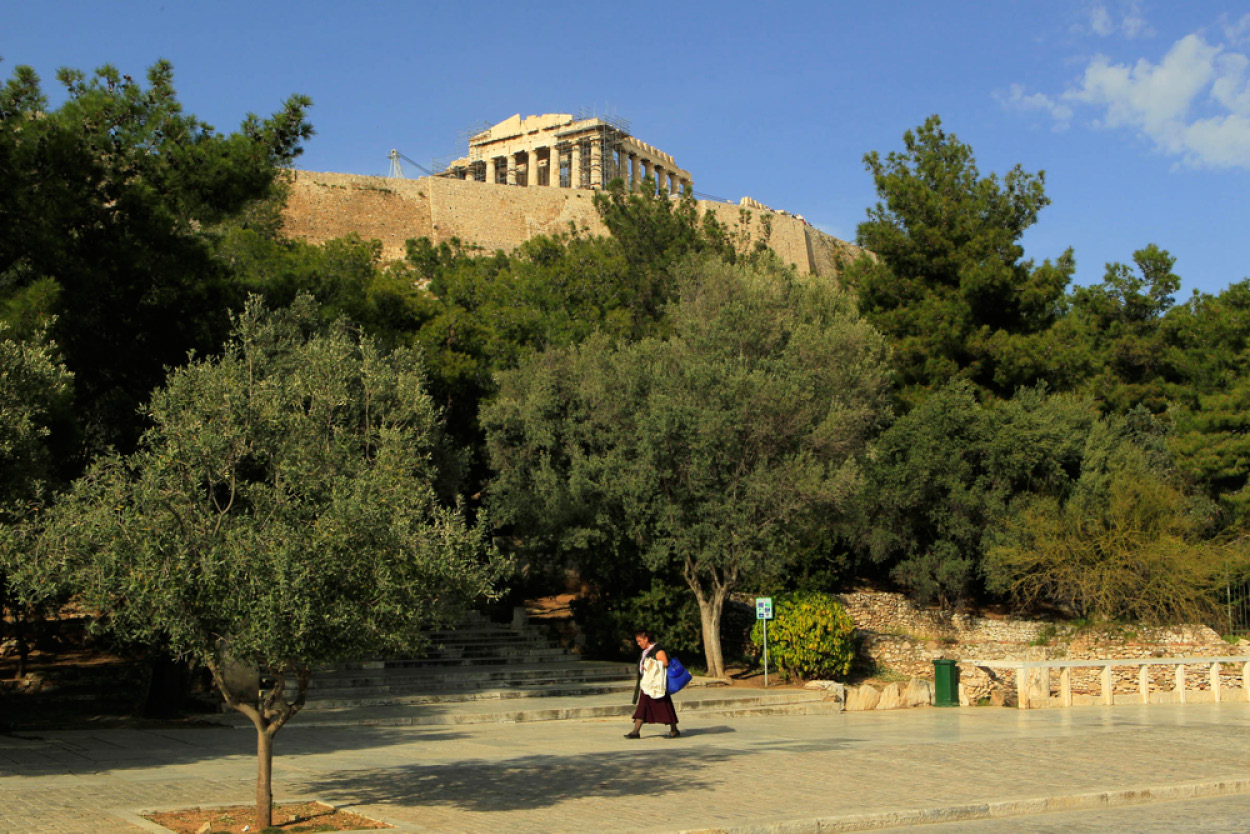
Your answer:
[387,149,435,178]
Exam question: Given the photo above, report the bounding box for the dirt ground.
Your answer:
[145,801,389,833]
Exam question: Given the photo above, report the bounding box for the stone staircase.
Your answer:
[282,611,636,711]
[206,611,837,727]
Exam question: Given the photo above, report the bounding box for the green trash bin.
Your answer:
[933,659,959,707]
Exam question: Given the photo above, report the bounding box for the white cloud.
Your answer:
[1065,35,1219,132]
[1075,1,1154,39]
[1120,1,1154,39]
[1089,4,1114,36]
[1211,52,1250,113]
[996,84,1074,128]
[1008,31,1250,170]
[1223,13,1250,48]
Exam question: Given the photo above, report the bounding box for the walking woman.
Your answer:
[625,628,680,738]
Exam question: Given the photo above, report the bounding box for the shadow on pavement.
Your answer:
[300,746,742,812]
[0,725,472,777]
[671,724,736,737]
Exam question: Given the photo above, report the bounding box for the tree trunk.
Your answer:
[207,660,309,833]
[256,727,274,829]
[695,591,726,679]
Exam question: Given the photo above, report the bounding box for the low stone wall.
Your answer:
[839,589,1237,706]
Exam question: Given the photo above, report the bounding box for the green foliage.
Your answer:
[484,255,891,676]
[986,470,1242,625]
[213,195,435,354]
[0,60,312,456]
[0,324,74,669]
[404,229,685,468]
[750,591,855,681]
[1062,244,1185,413]
[1156,279,1250,526]
[16,296,500,681]
[858,380,1097,604]
[985,408,1243,624]
[0,324,73,508]
[843,115,1075,408]
[593,180,737,315]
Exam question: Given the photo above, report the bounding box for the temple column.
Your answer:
[506,154,517,186]
[571,143,582,189]
[668,173,678,195]
[654,166,665,196]
[641,159,653,192]
[487,157,498,185]
[551,147,563,187]
[630,153,640,189]
[589,141,603,188]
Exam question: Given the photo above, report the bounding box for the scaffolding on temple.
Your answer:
[428,111,685,192]
[566,109,630,189]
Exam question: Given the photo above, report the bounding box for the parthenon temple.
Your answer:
[438,113,693,195]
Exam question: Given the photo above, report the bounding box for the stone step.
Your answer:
[295,680,637,710]
[308,658,631,682]
[315,653,578,675]
[424,635,552,649]
[297,662,634,699]
[391,648,574,665]
[302,665,635,690]
[288,611,621,713]
[212,687,831,728]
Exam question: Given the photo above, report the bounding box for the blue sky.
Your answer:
[4,1,1247,297]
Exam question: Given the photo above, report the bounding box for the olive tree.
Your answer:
[19,297,499,829]
[0,324,72,674]
[484,256,891,677]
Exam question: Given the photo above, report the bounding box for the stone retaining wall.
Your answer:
[280,170,865,276]
[839,589,1238,705]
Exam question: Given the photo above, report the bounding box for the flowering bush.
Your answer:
[750,591,855,681]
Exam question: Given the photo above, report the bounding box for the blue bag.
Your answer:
[666,655,693,694]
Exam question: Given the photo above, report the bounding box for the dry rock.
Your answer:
[805,680,846,709]
[904,677,933,707]
[846,683,880,711]
[877,682,903,710]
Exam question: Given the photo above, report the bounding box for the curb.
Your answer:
[672,778,1250,833]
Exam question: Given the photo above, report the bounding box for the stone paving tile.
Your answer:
[908,792,1250,833]
[2,703,1250,833]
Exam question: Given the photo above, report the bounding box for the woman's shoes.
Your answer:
[667,729,681,738]
[624,732,641,738]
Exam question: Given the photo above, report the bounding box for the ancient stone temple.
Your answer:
[437,113,693,195]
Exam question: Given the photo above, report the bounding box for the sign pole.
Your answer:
[763,616,769,688]
[755,596,773,689]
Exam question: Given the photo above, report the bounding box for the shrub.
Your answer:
[750,591,855,681]
[986,471,1245,625]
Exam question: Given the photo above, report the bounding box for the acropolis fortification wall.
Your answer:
[280,171,865,277]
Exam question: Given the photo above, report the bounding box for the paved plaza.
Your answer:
[2,698,1249,833]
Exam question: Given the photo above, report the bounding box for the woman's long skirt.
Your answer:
[632,692,678,724]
